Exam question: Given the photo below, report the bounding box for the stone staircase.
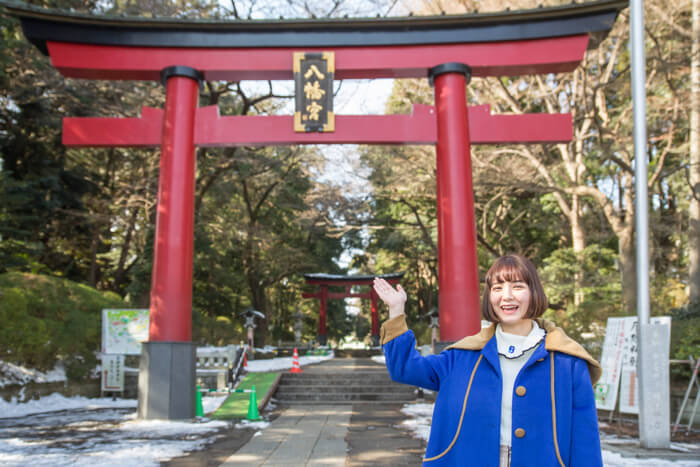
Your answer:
[273,357,417,405]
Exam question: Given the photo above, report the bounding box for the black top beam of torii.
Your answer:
[4,0,626,58]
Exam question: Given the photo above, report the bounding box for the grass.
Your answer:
[209,372,280,420]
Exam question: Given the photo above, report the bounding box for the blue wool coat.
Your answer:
[382,316,603,467]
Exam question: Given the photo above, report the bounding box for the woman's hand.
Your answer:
[373,277,407,319]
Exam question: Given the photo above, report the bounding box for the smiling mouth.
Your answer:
[500,305,519,313]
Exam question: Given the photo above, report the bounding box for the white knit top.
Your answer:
[496,320,546,446]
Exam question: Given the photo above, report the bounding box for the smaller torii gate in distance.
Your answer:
[302,273,404,346]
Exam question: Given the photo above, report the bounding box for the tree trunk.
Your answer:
[689,0,700,305]
[618,227,637,313]
[571,193,585,306]
[88,223,101,287]
[112,207,140,293]
[251,281,268,347]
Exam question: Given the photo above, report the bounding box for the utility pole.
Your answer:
[630,0,671,449]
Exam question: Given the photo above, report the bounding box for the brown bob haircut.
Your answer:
[481,254,548,323]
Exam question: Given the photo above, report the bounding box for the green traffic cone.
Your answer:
[195,384,205,417]
[246,385,260,421]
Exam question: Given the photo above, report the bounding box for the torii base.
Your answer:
[138,341,196,420]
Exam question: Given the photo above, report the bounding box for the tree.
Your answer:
[365,0,694,326]
[689,0,700,306]
[2,0,383,347]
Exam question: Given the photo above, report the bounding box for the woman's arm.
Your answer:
[374,278,450,391]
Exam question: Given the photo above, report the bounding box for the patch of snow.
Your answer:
[0,402,232,467]
[602,450,700,466]
[246,352,334,372]
[399,402,433,442]
[0,360,66,387]
[0,393,136,419]
[117,418,229,436]
[371,355,385,365]
[201,394,228,415]
[235,419,270,431]
[670,443,700,453]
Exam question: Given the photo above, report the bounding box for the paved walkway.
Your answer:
[219,357,425,466]
[220,405,351,466]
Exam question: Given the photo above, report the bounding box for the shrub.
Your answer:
[0,272,129,380]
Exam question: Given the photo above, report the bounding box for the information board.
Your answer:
[101,353,125,392]
[101,308,150,355]
[595,317,627,410]
[619,316,671,414]
[595,315,671,412]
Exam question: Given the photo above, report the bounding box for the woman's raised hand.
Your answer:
[373,277,407,319]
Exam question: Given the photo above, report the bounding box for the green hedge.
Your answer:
[0,272,129,380]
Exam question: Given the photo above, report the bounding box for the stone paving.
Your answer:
[220,405,351,466]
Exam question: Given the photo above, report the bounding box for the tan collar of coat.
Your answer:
[447,318,602,384]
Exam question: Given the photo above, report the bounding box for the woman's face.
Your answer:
[489,278,532,334]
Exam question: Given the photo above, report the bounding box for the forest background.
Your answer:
[0,0,698,382]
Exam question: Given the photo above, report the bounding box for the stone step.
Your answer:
[279,378,396,387]
[273,399,416,405]
[275,385,414,395]
[272,358,415,405]
[280,373,391,382]
[273,392,416,402]
[283,367,389,378]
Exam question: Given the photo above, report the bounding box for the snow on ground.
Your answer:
[370,355,385,365]
[0,393,136,418]
[0,391,267,467]
[246,352,334,372]
[0,352,332,466]
[399,402,700,467]
[0,360,66,387]
[0,409,231,467]
[0,352,333,467]
[601,451,700,466]
[0,391,237,467]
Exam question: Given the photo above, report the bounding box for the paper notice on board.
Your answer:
[619,316,671,414]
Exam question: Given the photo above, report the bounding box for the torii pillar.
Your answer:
[429,63,480,342]
[138,66,202,420]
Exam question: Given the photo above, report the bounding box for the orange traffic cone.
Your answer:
[289,347,303,373]
[242,352,248,372]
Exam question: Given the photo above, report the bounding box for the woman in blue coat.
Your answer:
[373,254,603,467]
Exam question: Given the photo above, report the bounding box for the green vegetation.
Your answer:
[0,272,128,380]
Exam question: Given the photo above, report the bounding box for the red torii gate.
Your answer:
[302,273,404,346]
[5,0,625,419]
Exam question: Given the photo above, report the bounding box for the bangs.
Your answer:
[489,266,526,285]
[486,260,529,286]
